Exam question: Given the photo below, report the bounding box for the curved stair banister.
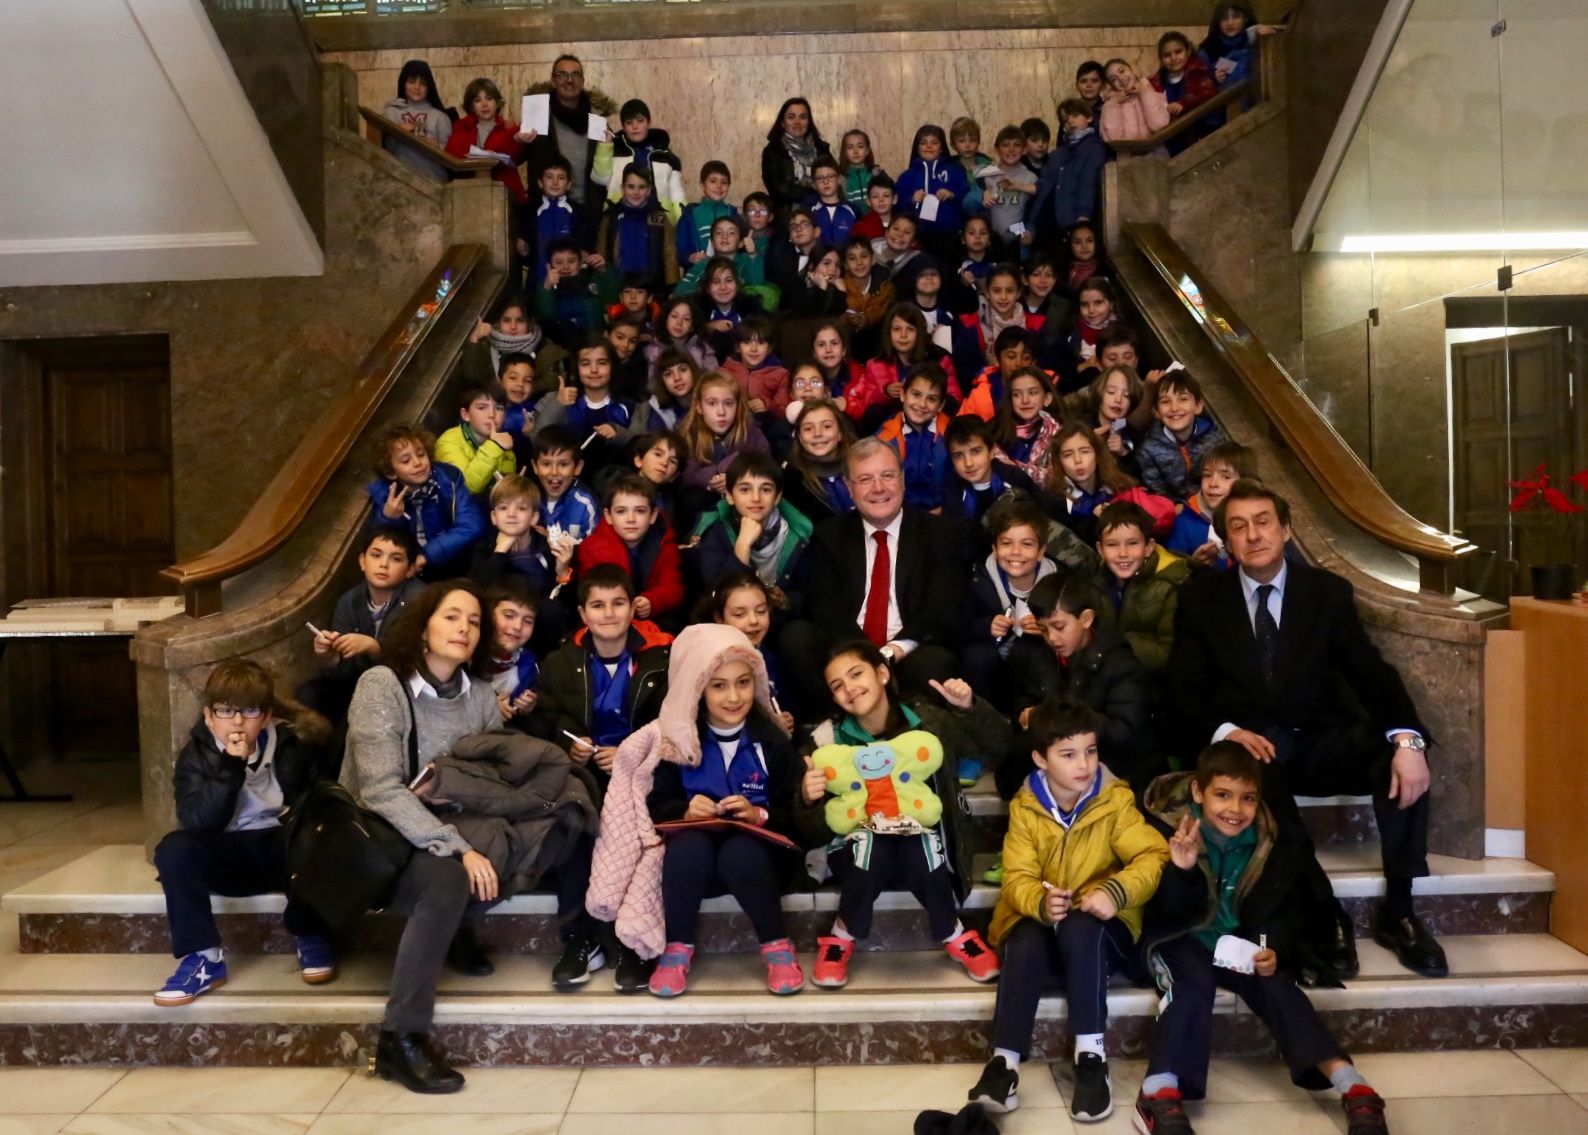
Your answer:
[1120,222,1476,593]
[358,107,500,177]
[160,243,487,617]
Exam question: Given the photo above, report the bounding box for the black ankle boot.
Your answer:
[371,1029,465,1094]
[446,921,494,977]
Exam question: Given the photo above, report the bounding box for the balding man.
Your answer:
[783,439,965,708]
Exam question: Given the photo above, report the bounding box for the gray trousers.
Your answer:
[381,852,469,1033]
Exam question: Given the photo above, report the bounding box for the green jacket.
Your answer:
[1091,549,1184,672]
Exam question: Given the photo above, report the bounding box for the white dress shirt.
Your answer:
[857,511,916,658]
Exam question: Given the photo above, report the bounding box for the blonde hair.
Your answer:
[681,372,752,464]
[489,472,542,510]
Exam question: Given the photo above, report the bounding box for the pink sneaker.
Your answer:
[760,938,805,995]
[812,935,855,988]
[945,928,1002,983]
[648,942,694,998]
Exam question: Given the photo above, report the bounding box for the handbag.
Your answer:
[286,670,422,931]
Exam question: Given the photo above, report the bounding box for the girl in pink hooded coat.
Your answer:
[585,623,824,997]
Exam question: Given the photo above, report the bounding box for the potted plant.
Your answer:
[1507,463,1588,599]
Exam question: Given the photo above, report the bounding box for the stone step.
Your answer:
[1,934,1585,1066]
[3,846,1555,956]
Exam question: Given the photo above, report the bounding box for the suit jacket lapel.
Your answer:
[894,511,920,610]
[841,514,867,611]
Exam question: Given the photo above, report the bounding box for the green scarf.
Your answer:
[1191,804,1259,952]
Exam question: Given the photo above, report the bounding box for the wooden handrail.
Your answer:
[1109,80,1255,154]
[162,244,487,617]
[358,106,499,176]
[1122,222,1477,592]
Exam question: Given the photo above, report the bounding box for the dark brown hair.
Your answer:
[1212,478,1292,540]
[380,580,489,680]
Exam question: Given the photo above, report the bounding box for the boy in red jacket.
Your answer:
[575,475,685,630]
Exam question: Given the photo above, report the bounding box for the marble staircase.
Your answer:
[2,789,1585,1068]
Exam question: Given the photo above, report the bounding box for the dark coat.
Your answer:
[761,136,834,216]
[800,508,966,649]
[1010,621,1158,789]
[765,239,821,303]
[172,721,326,833]
[322,578,424,686]
[1090,552,1185,673]
[527,623,672,757]
[1166,561,1430,759]
[1026,129,1107,238]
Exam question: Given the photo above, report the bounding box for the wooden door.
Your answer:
[1451,327,1576,599]
[0,337,175,760]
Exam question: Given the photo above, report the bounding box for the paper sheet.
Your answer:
[520,93,549,136]
[587,112,609,142]
[1212,934,1262,974]
[918,194,941,223]
[931,323,955,353]
[467,145,512,166]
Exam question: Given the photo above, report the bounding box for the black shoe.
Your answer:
[1070,1053,1113,1122]
[612,943,653,993]
[552,936,607,991]
[967,1055,1019,1114]
[1318,908,1361,981]
[445,922,494,977]
[371,1030,464,1094]
[1373,909,1449,977]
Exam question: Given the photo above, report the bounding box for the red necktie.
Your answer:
[863,530,891,647]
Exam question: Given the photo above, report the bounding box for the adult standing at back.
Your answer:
[526,55,615,226]
[782,438,964,711]
[762,98,833,221]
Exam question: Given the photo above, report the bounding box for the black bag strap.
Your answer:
[379,665,421,784]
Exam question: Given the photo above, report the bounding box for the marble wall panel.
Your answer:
[326,24,1200,198]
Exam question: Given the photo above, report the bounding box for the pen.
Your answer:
[581,431,599,450]
[305,622,325,637]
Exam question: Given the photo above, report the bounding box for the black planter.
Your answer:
[1530,563,1577,600]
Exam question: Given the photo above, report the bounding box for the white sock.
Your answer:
[198,947,223,963]
[994,1047,1021,1070]
[831,923,856,942]
[941,921,966,943]
[1074,1033,1105,1062]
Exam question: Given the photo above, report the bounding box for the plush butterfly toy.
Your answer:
[813,730,944,835]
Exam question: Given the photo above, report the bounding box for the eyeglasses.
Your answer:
[850,471,901,489]
[746,208,770,216]
[553,70,583,80]
[210,705,264,721]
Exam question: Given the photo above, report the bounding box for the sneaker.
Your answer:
[153,953,227,1006]
[1341,1085,1389,1135]
[967,1055,1019,1114]
[1070,1053,1113,1122]
[761,938,805,995]
[944,928,1001,983]
[295,934,338,985]
[982,853,1004,886]
[648,942,694,998]
[957,756,985,787]
[1133,1087,1193,1134]
[612,943,654,994]
[552,936,606,991]
[813,935,855,988]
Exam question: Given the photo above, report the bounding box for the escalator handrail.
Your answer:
[1122,222,1476,580]
[160,243,487,615]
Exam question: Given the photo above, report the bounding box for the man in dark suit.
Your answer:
[764,207,822,302]
[781,438,965,709]
[1168,480,1447,979]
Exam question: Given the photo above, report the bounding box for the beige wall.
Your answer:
[326,26,1198,195]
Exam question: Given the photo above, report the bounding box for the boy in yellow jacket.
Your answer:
[435,381,519,495]
[968,701,1168,1124]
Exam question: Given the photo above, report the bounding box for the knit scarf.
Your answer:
[1065,125,1096,144]
[746,508,792,585]
[1007,416,1043,463]
[977,297,1026,358]
[404,478,441,547]
[490,324,543,359]
[781,131,819,187]
[416,660,462,699]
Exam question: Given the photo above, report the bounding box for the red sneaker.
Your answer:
[761,938,805,995]
[1133,1087,1193,1134]
[1342,1084,1389,1135]
[813,935,855,988]
[945,928,1001,983]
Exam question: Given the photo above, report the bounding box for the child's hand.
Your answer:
[685,794,719,821]
[1077,889,1118,921]
[689,251,706,264]
[550,534,577,567]
[593,423,617,440]
[833,396,847,412]
[768,584,789,609]
[383,483,409,519]
[748,398,767,414]
[413,554,427,575]
[736,514,765,551]
[334,632,380,659]
[568,735,596,762]
[515,128,537,143]
[312,629,337,657]
[1168,102,1185,117]
[221,729,252,759]
[935,188,954,201]
[990,613,1014,639]
[801,755,829,803]
[913,189,926,205]
[593,746,617,773]
[1018,705,1035,729]
[718,795,760,823]
[511,689,538,717]
[585,253,607,271]
[707,319,734,333]
[707,473,727,494]
[497,693,513,722]
[928,677,975,710]
[495,530,518,554]
[490,430,515,449]
[1168,813,1203,870]
[884,381,903,400]
[1253,947,1278,977]
[1018,614,1041,635]
[1044,886,1072,922]
[631,595,653,620]
[960,269,976,286]
[470,319,493,344]
[741,234,757,255]
[1105,429,1127,456]
[1020,230,1035,246]
[543,266,559,290]
[778,710,797,733]
[1191,542,1221,567]
[556,373,579,406]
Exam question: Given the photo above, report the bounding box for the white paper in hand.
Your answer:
[587,113,609,142]
[1212,934,1262,974]
[930,323,955,353]
[918,194,941,223]
[520,93,549,136]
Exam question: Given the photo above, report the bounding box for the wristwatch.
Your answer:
[1393,734,1427,752]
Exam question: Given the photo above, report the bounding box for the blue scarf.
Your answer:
[822,473,855,514]
[957,471,1007,518]
[1028,767,1101,830]
[614,199,658,277]
[680,725,771,807]
[589,648,634,746]
[565,396,633,437]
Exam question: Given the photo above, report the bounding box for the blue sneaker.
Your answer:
[957,757,985,787]
[154,952,227,1006]
[295,935,338,985]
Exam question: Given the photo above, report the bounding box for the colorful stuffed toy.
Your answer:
[814,730,945,835]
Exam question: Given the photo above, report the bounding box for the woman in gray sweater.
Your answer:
[342,580,500,1094]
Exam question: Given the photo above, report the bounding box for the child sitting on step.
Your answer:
[802,639,1013,988]
[153,660,335,1006]
[1132,742,1391,1135]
